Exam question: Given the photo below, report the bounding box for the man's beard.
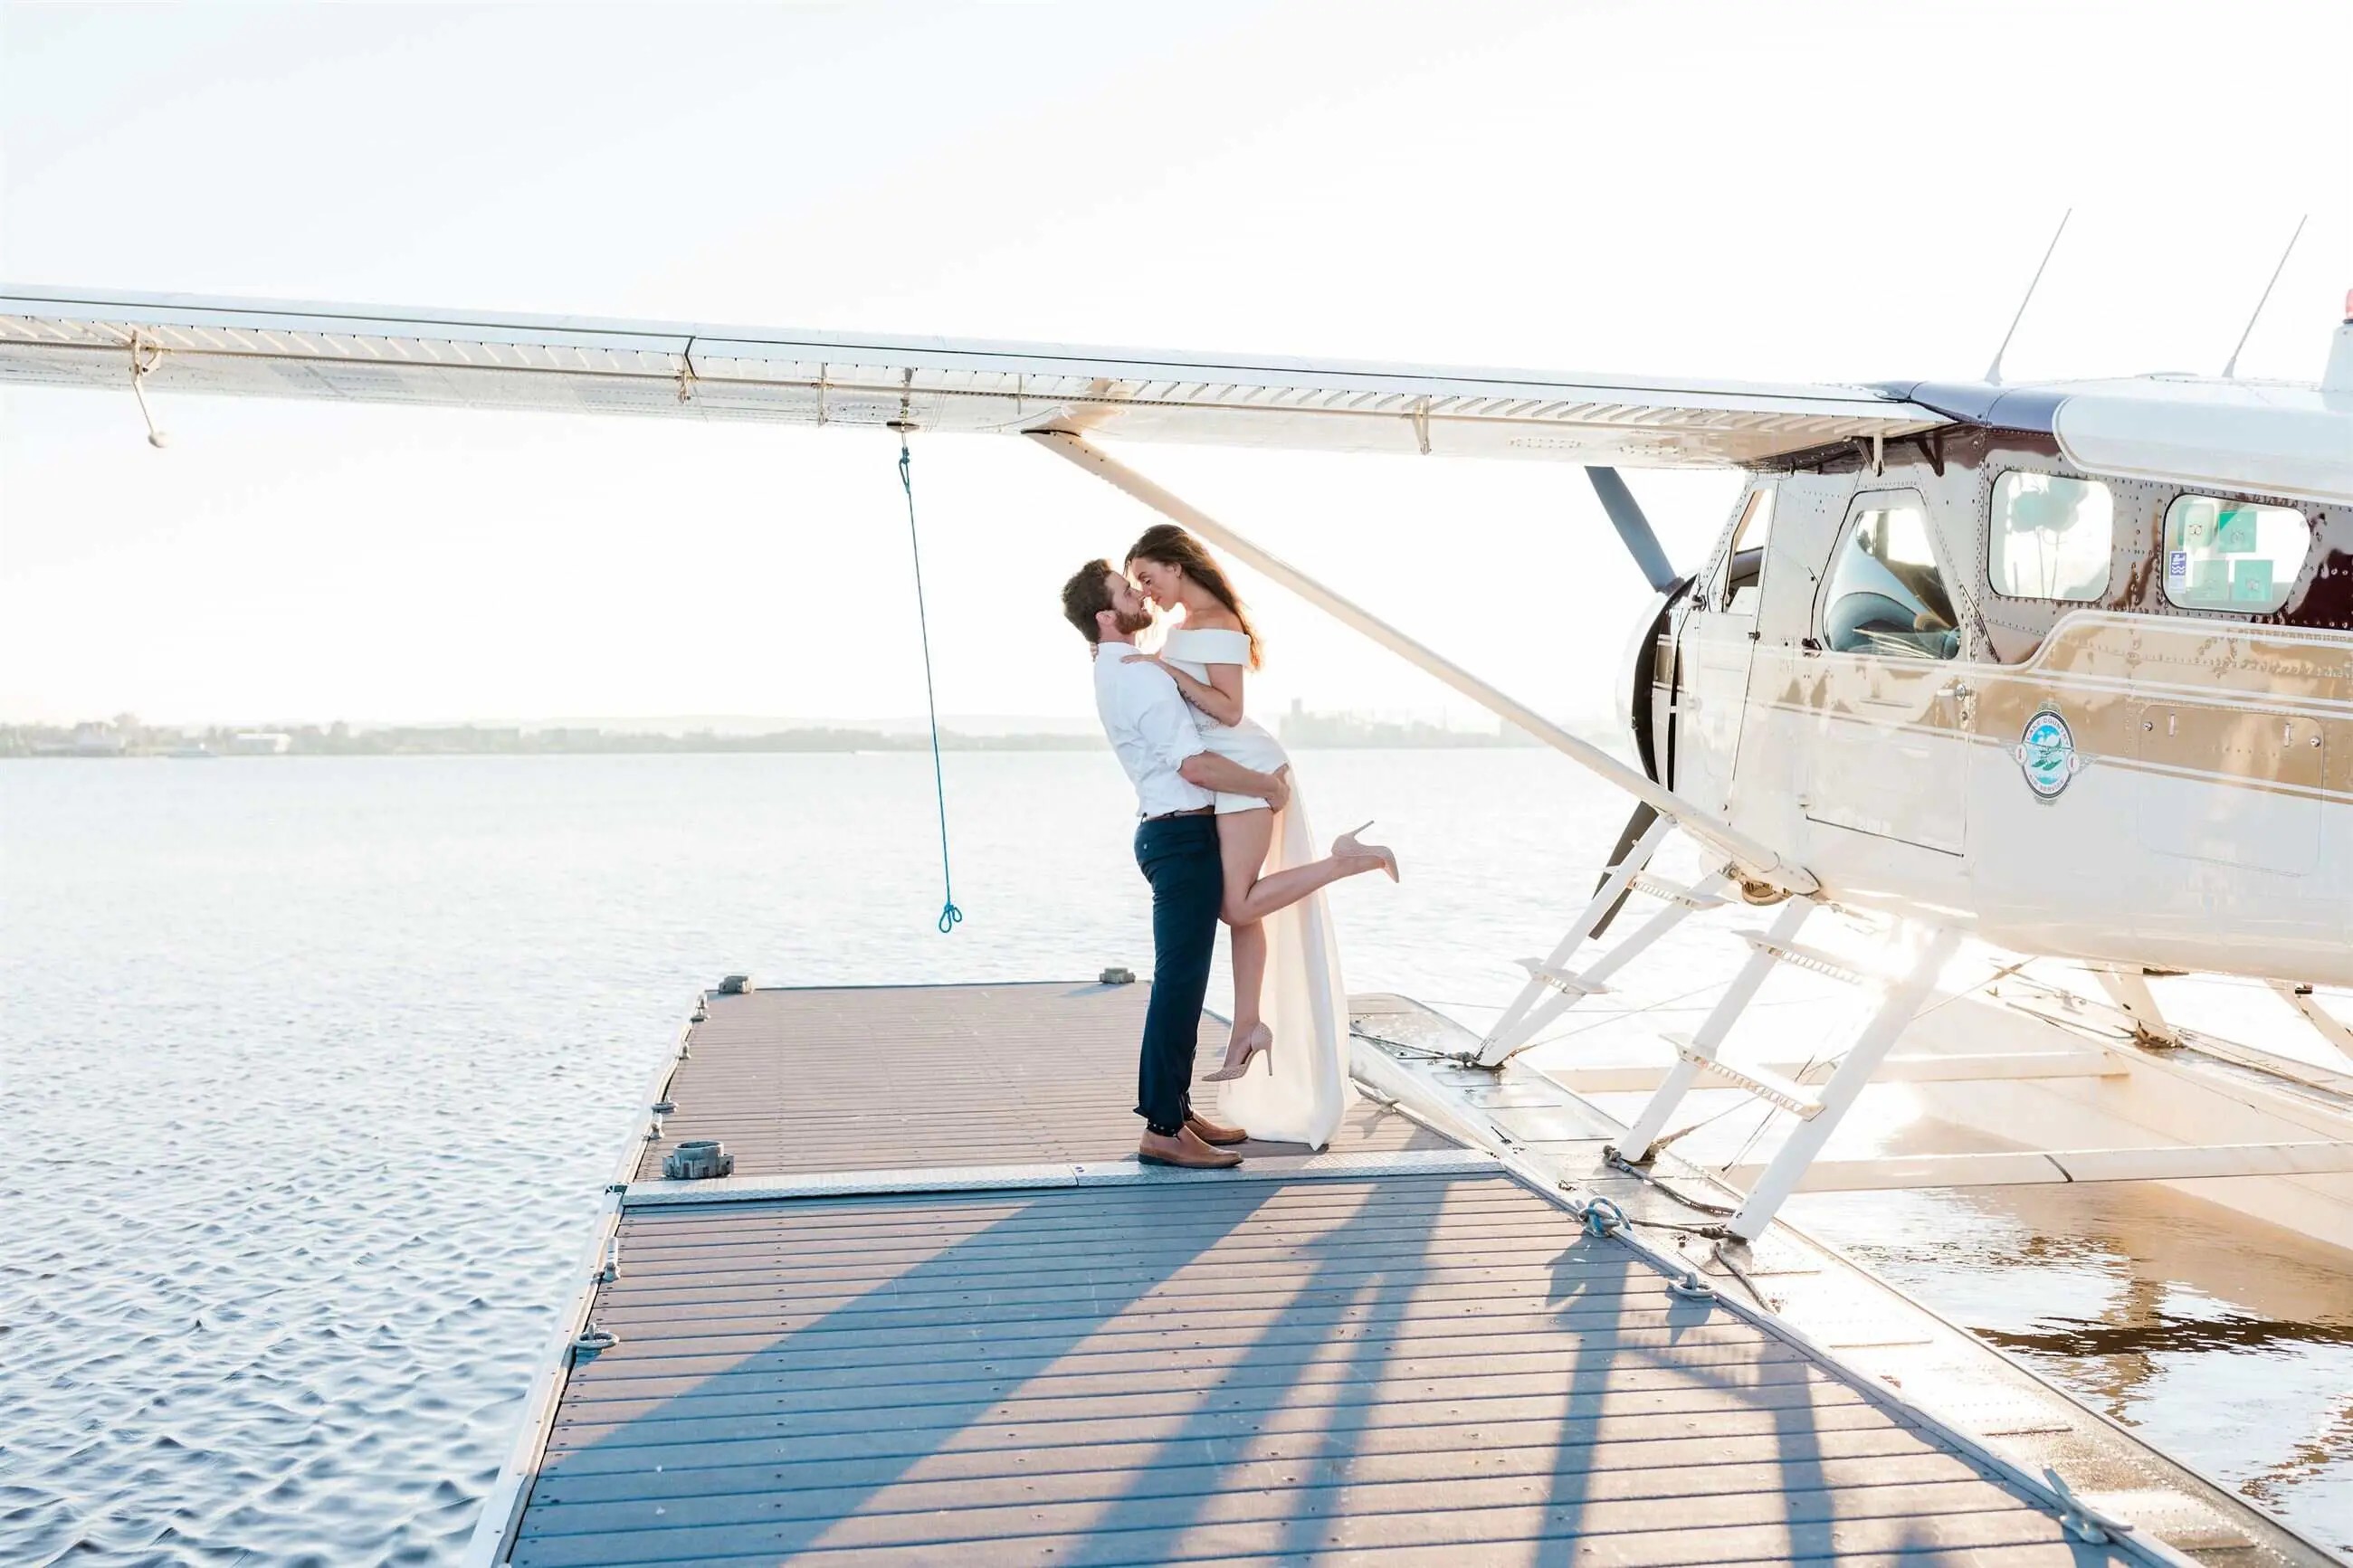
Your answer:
[1112,607,1153,635]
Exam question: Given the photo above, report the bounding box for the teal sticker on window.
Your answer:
[2232,557,2274,602]
[2161,494,2309,613]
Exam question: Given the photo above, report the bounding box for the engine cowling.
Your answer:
[1616,575,1691,786]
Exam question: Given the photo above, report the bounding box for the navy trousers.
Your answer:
[1132,813,1222,1135]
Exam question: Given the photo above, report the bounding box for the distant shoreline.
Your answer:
[5,716,1582,759]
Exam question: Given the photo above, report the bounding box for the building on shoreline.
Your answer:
[1276,698,1553,749]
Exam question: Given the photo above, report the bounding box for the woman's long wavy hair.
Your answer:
[1125,524,1262,670]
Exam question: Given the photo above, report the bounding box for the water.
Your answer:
[3,751,2348,1563]
[1791,1183,2353,1549]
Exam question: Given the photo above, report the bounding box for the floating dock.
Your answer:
[465,981,2339,1567]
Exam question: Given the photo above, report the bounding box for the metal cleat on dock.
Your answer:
[662,1138,733,1180]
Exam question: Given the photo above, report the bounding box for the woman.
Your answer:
[1120,523,1397,1150]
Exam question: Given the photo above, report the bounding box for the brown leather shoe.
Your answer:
[1185,1111,1248,1146]
[1138,1126,1242,1169]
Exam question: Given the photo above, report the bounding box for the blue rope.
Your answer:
[897,430,962,935]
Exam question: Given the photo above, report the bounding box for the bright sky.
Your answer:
[3,1,2347,729]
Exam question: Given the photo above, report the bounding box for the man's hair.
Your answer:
[1060,558,1119,643]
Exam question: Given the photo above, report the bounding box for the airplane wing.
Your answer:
[0,286,1942,467]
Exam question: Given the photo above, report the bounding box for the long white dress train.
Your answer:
[1161,627,1355,1149]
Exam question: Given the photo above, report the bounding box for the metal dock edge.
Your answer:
[462,1020,693,1567]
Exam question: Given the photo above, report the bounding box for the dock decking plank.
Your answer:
[525,1446,1986,1535]
[555,1316,1789,1388]
[634,982,1448,1182]
[523,1424,1954,1511]
[549,1383,1868,1450]
[552,1345,1832,1420]
[514,1491,2082,1568]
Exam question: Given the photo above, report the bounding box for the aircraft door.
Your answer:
[2135,703,2323,876]
[1670,486,1776,814]
[1800,490,1969,856]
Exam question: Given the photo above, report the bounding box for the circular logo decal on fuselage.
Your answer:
[2014,706,2085,801]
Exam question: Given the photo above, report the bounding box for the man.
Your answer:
[1062,558,1291,1170]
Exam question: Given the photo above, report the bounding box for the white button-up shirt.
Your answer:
[1093,642,1214,819]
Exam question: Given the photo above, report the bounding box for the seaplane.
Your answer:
[14,262,2353,1561]
[4,266,2350,1249]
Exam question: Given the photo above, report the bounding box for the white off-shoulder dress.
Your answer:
[1160,626,1355,1149]
[1160,628,1290,812]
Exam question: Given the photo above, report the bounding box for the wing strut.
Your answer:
[1026,431,1816,895]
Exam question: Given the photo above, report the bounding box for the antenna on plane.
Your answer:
[2221,214,2307,379]
[1984,209,2072,385]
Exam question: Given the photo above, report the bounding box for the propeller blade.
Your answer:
[1590,800,1661,938]
[1586,466,1677,593]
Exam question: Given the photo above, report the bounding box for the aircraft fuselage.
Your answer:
[1653,422,2353,982]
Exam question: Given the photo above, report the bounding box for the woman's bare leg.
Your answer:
[1205,809,1393,1080]
[1218,808,1390,927]
[1227,917,1267,1048]
[1217,809,1275,1056]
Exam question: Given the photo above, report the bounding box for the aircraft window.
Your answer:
[1988,471,2112,601]
[1818,499,1959,660]
[1715,487,1776,613]
[2161,495,2309,613]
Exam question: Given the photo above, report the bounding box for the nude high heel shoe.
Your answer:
[1334,821,1400,881]
[1203,1022,1272,1082]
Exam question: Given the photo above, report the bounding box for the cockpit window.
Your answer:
[2161,495,2308,613]
[1713,486,1776,613]
[1989,471,2112,601]
[1819,497,1959,660]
